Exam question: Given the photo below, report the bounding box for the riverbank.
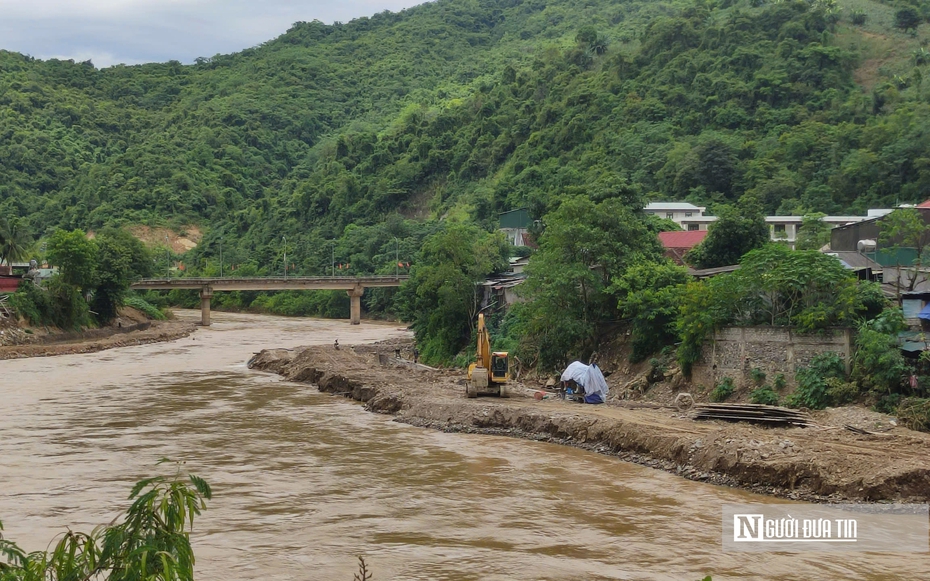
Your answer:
[0,319,197,360]
[250,342,930,503]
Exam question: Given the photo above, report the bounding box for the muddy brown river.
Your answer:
[1,311,926,580]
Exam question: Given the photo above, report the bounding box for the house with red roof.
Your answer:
[658,230,708,265]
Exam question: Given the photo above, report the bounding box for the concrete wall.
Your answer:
[691,326,853,388]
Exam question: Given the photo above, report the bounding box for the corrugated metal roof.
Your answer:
[499,208,531,229]
[0,277,21,292]
[824,251,882,270]
[688,265,741,278]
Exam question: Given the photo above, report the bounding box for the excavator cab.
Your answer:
[490,352,509,382]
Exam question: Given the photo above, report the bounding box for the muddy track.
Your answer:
[249,345,930,503]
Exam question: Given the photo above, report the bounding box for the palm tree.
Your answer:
[0,217,33,269]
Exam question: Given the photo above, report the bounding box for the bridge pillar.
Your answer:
[200,286,214,326]
[347,285,365,325]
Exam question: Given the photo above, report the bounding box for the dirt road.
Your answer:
[250,343,930,503]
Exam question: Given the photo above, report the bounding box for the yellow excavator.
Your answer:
[466,313,509,398]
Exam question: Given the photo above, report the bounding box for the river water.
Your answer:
[1,311,925,580]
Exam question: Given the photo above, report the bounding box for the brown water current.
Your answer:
[1,310,927,580]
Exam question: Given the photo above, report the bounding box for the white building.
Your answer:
[677,214,873,246]
[644,202,706,227]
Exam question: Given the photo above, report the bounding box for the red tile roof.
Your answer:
[917,200,930,208]
[658,230,708,249]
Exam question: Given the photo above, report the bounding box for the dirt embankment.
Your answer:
[0,319,196,360]
[249,343,930,503]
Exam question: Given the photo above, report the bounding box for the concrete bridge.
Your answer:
[131,276,409,326]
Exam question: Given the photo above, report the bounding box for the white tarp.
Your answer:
[560,361,609,400]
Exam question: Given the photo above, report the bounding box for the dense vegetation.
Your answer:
[6,0,930,381]
[5,0,930,263]
[11,228,153,329]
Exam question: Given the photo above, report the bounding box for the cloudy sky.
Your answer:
[0,0,426,68]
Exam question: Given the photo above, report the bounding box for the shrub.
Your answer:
[874,393,904,415]
[825,377,859,405]
[850,9,866,25]
[898,398,930,432]
[750,367,766,386]
[895,7,921,33]
[785,352,846,410]
[853,310,907,393]
[44,276,92,330]
[124,295,168,320]
[710,377,736,402]
[772,373,787,391]
[750,386,779,406]
[9,280,51,326]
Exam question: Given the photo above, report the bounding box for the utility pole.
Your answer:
[283,236,287,280]
[394,237,399,277]
[219,237,223,278]
[331,240,335,277]
[165,235,170,279]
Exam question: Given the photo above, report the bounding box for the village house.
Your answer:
[643,202,706,228]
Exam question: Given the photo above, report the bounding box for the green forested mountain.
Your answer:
[3,0,930,277]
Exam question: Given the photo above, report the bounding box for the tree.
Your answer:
[612,260,689,362]
[686,198,768,268]
[393,224,508,364]
[517,196,662,370]
[92,228,154,322]
[0,218,33,268]
[895,7,921,32]
[46,229,97,291]
[0,464,211,581]
[795,213,831,250]
[731,244,861,330]
[878,208,930,293]
[677,245,864,374]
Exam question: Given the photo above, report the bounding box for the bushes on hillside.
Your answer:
[785,352,847,410]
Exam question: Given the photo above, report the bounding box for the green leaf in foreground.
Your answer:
[0,463,210,581]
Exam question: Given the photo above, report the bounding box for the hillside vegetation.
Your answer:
[3,0,929,269]
[5,0,930,370]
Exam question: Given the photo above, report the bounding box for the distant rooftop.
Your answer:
[658,230,708,249]
[645,202,705,211]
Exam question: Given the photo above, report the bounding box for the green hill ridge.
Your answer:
[3,0,930,277]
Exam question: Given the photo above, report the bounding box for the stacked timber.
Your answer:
[692,403,813,427]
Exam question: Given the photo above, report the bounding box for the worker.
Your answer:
[334,339,339,350]
[413,348,419,363]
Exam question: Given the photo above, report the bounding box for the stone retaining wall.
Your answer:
[691,326,853,388]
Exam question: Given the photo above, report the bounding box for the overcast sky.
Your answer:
[0,0,426,68]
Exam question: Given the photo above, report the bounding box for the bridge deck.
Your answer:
[131,276,408,292]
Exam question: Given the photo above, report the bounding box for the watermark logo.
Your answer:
[733,513,857,543]
[722,504,928,552]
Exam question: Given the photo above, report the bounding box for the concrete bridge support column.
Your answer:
[347,285,365,325]
[200,286,214,326]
